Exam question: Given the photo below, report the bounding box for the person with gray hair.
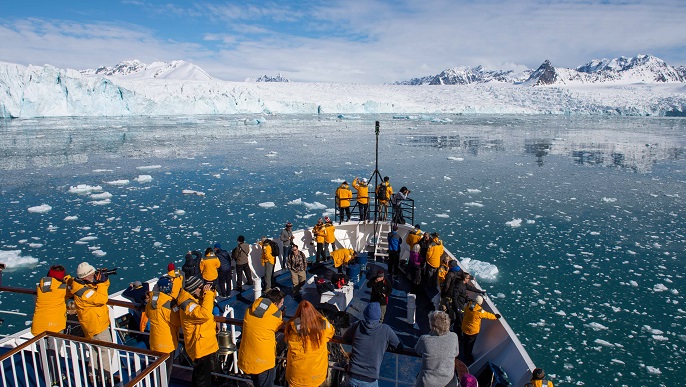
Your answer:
[413,310,460,387]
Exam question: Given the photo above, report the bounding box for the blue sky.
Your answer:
[1,0,685,83]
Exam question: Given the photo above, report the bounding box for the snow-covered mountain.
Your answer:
[402,55,685,86]
[246,73,291,83]
[81,60,214,81]
[1,57,686,118]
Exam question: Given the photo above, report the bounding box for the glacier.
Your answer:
[1,61,686,118]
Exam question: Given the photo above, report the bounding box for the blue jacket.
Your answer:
[342,319,403,381]
[387,231,401,251]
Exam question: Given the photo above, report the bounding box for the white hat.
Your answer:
[475,295,484,305]
[77,262,96,279]
[361,178,368,183]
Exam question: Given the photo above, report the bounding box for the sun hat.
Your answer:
[76,262,96,279]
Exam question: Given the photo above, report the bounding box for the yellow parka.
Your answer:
[177,288,218,361]
[285,318,336,387]
[31,275,72,335]
[376,182,393,204]
[323,223,336,244]
[405,229,423,248]
[461,301,497,336]
[335,183,353,208]
[527,380,554,387]
[426,238,444,269]
[313,223,325,244]
[237,297,283,375]
[331,248,355,268]
[145,290,181,354]
[261,241,275,265]
[437,264,449,284]
[351,178,369,205]
[199,253,221,282]
[68,278,111,339]
[165,269,185,299]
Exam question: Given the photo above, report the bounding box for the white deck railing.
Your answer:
[0,331,168,387]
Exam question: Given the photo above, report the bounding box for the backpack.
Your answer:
[378,183,387,201]
[269,240,280,256]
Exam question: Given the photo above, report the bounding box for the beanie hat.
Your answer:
[76,262,96,279]
[460,374,478,387]
[324,216,331,223]
[157,277,173,294]
[184,276,204,293]
[167,263,175,271]
[237,235,245,243]
[414,224,421,229]
[392,225,398,231]
[532,368,545,380]
[214,243,221,249]
[475,295,484,305]
[47,265,66,281]
[363,302,382,322]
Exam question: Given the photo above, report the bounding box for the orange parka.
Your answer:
[461,301,497,336]
[31,275,72,335]
[261,241,275,266]
[322,223,336,244]
[335,183,353,208]
[237,297,284,375]
[405,228,423,249]
[177,288,218,361]
[351,178,369,205]
[68,278,111,339]
[145,290,181,354]
[426,237,444,269]
[331,248,355,268]
[312,223,325,244]
[199,252,221,282]
[285,317,336,387]
[164,269,185,299]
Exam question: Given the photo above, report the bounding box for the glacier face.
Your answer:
[1,61,686,118]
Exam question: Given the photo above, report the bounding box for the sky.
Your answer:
[1,0,686,84]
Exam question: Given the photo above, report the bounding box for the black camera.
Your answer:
[99,268,118,276]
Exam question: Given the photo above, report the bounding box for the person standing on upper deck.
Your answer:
[391,186,410,224]
[342,302,403,387]
[238,288,286,387]
[287,244,308,295]
[312,218,326,263]
[461,295,499,365]
[233,235,253,290]
[336,181,353,223]
[451,272,486,339]
[352,177,370,221]
[375,176,393,221]
[280,222,295,262]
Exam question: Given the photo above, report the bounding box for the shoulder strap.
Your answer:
[40,277,53,293]
[252,298,273,318]
[73,285,90,298]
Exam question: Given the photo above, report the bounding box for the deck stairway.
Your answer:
[373,222,392,262]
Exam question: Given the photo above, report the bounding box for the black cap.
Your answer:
[237,235,245,242]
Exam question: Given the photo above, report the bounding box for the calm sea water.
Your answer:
[0,114,684,386]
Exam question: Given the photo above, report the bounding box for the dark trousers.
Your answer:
[388,250,400,276]
[235,264,253,288]
[250,366,276,387]
[192,353,215,387]
[217,269,232,297]
[392,205,404,224]
[358,203,369,221]
[462,333,478,365]
[451,309,465,339]
[316,243,326,263]
[339,206,351,222]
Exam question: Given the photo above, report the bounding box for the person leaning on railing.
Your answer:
[177,276,218,387]
[67,262,115,383]
[145,276,181,382]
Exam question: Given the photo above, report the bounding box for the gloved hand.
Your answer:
[94,270,108,283]
[495,314,501,319]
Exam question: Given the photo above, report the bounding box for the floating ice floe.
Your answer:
[288,198,302,205]
[90,192,113,200]
[294,171,303,175]
[461,258,499,281]
[466,189,481,193]
[447,157,464,161]
[0,250,39,268]
[64,216,78,221]
[135,175,153,183]
[259,202,276,208]
[182,190,205,196]
[90,199,111,206]
[28,243,43,248]
[594,339,615,347]
[505,218,522,227]
[435,213,450,218]
[265,151,278,157]
[174,210,186,215]
[602,197,617,203]
[92,169,112,173]
[107,180,130,186]
[28,204,52,213]
[646,366,661,375]
[68,184,102,194]
[91,250,107,257]
[584,322,609,331]
[464,202,484,207]
[136,165,162,170]
[652,283,668,292]
[443,176,452,180]
[303,201,327,210]
[331,178,345,184]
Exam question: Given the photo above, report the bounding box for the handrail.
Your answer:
[0,285,420,358]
